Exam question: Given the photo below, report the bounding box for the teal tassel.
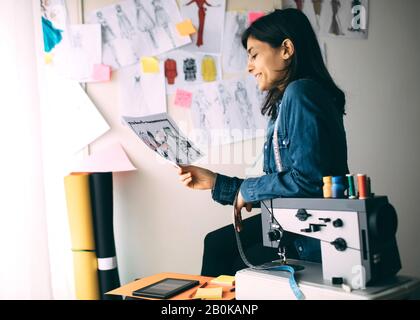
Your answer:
[42,16,63,53]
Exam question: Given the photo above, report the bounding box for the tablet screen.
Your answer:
[132,278,199,299]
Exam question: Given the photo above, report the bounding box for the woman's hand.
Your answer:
[234,191,252,232]
[178,165,217,190]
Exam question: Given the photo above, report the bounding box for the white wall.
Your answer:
[327,0,420,278]
[35,0,420,290]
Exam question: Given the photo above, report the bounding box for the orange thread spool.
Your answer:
[357,174,368,199]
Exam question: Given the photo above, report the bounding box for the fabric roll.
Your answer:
[89,172,121,300]
[72,251,100,300]
[64,174,96,251]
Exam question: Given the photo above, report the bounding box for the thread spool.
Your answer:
[346,174,357,199]
[332,176,346,199]
[357,174,368,199]
[323,176,332,198]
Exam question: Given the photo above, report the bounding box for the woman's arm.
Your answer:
[240,80,336,202]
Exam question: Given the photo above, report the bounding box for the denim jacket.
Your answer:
[211,79,349,261]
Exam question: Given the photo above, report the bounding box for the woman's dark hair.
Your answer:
[242,9,346,118]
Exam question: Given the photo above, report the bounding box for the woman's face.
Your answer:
[246,36,291,91]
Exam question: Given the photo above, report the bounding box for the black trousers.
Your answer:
[200,214,300,277]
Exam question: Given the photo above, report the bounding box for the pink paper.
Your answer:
[248,12,265,24]
[92,64,111,82]
[71,143,137,173]
[174,89,193,108]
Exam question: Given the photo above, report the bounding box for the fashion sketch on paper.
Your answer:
[234,81,255,130]
[184,0,220,47]
[329,0,345,36]
[152,0,176,48]
[96,11,121,67]
[134,0,158,48]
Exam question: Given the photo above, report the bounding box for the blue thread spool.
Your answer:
[332,176,346,199]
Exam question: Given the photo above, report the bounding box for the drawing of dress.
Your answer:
[42,16,63,52]
[185,0,218,47]
[183,58,197,81]
[96,11,121,67]
[134,0,158,48]
[201,56,217,82]
[115,5,135,40]
[164,59,178,85]
[329,0,345,36]
[234,81,255,130]
[152,0,176,48]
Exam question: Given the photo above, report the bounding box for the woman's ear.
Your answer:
[281,39,295,60]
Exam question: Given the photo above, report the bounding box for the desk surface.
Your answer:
[107,272,236,300]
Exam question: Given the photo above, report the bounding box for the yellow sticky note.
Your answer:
[44,53,53,64]
[194,287,223,300]
[141,57,160,73]
[176,19,196,36]
[210,275,235,286]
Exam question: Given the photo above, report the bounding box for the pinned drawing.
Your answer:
[222,12,248,74]
[119,62,166,118]
[201,55,217,82]
[152,0,176,48]
[134,0,158,48]
[164,58,178,85]
[158,50,222,94]
[282,0,369,39]
[329,0,345,36]
[312,0,324,29]
[116,4,136,40]
[183,58,197,81]
[89,0,191,69]
[184,0,219,47]
[96,11,121,67]
[180,0,225,54]
[234,81,256,130]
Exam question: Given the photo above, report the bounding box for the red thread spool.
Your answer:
[357,174,368,199]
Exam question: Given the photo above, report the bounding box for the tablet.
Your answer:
[132,278,200,299]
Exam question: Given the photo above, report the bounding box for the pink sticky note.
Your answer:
[174,89,193,108]
[92,64,111,82]
[70,143,137,173]
[248,11,265,24]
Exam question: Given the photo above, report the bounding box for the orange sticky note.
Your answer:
[248,11,265,24]
[176,19,196,36]
[174,89,193,108]
[141,57,160,73]
[92,64,111,82]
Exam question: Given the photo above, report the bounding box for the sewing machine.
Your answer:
[235,196,420,299]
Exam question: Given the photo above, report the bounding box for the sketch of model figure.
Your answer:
[155,129,180,163]
[115,5,135,40]
[96,11,121,67]
[234,81,255,130]
[134,0,158,48]
[217,84,233,129]
[185,0,220,47]
[329,0,345,36]
[152,0,176,48]
[228,14,247,67]
[193,90,212,143]
[163,127,201,163]
[312,0,323,29]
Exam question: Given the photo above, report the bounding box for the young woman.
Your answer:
[178,9,349,276]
